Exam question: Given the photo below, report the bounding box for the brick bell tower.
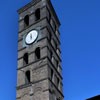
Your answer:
[16,0,64,100]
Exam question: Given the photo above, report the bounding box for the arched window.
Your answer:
[25,70,30,84]
[35,47,40,60]
[48,12,51,23]
[57,77,60,88]
[35,8,40,21]
[24,15,29,27]
[23,53,28,65]
[50,50,52,59]
[49,32,52,41]
[56,60,59,69]
[51,68,53,81]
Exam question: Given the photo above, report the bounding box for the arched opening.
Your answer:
[57,77,60,88]
[49,32,52,41]
[35,47,40,60]
[56,60,59,69]
[51,68,53,80]
[35,8,40,21]
[25,70,30,84]
[50,50,52,59]
[23,53,28,65]
[49,12,51,23]
[24,15,29,27]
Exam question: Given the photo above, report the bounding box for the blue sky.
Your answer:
[0,0,100,100]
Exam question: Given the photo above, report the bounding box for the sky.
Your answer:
[0,0,100,100]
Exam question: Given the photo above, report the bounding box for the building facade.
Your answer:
[16,0,64,100]
[86,95,100,100]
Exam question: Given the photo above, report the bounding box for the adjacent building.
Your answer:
[86,95,100,100]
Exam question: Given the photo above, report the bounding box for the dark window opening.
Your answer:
[51,69,53,80]
[24,15,29,27]
[57,77,60,87]
[23,53,28,65]
[49,32,52,41]
[54,39,57,50]
[25,70,30,84]
[49,12,51,23]
[54,23,56,32]
[35,8,40,21]
[35,47,40,60]
[56,60,59,68]
[52,19,56,32]
[50,50,52,59]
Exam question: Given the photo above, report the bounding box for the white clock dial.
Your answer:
[25,30,38,44]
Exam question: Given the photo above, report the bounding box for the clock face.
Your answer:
[25,30,38,45]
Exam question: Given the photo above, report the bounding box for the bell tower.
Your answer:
[16,0,64,100]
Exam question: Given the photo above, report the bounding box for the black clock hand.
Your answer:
[30,34,32,40]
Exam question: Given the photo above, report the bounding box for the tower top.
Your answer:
[17,0,60,26]
[17,0,49,14]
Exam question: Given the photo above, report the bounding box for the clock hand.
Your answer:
[30,34,32,40]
